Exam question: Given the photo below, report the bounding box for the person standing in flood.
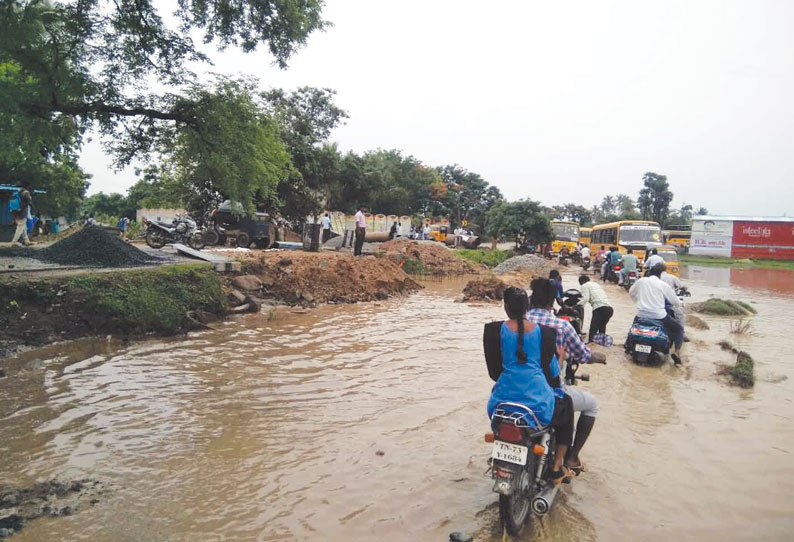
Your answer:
[321,213,333,243]
[353,206,367,256]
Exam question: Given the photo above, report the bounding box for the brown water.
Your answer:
[2,268,794,541]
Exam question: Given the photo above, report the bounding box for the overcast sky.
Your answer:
[82,0,794,216]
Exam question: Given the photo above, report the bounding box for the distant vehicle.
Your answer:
[579,227,592,247]
[550,221,580,256]
[654,247,682,277]
[662,225,691,249]
[206,200,273,249]
[427,224,449,242]
[590,220,662,264]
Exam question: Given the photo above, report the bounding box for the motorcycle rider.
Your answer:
[628,263,685,365]
[527,278,606,474]
[580,245,590,261]
[618,248,639,286]
[643,248,664,275]
[601,247,612,281]
[484,286,576,485]
[549,269,564,307]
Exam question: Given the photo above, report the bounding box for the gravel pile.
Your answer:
[42,226,154,267]
[493,254,553,275]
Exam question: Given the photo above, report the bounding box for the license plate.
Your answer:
[492,441,528,466]
[635,344,652,353]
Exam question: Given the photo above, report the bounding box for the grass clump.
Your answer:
[456,249,514,268]
[729,319,757,336]
[400,257,429,275]
[727,352,755,388]
[692,298,756,316]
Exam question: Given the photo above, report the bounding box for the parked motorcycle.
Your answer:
[624,318,671,365]
[486,362,590,536]
[145,214,205,250]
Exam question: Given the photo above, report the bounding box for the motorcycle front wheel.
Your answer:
[499,469,532,536]
[145,229,167,249]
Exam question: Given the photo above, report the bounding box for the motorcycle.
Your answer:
[486,362,590,536]
[624,318,671,365]
[606,264,620,284]
[558,247,571,266]
[580,256,591,271]
[145,214,205,250]
[622,269,639,291]
[557,289,584,336]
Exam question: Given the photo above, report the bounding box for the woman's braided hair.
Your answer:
[503,286,530,363]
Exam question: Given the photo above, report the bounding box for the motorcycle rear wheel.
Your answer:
[203,229,220,246]
[499,469,532,536]
[188,232,206,250]
[145,229,166,249]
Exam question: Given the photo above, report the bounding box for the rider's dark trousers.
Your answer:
[661,314,684,350]
[550,394,574,446]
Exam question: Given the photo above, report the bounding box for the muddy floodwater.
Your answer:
[2,266,794,541]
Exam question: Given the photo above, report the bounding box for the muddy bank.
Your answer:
[236,250,422,305]
[0,480,105,538]
[0,264,225,362]
[376,239,484,275]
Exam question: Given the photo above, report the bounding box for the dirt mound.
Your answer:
[0,480,106,538]
[690,298,756,316]
[461,277,508,302]
[238,251,422,305]
[493,254,554,276]
[42,226,153,267]
[686,314,710,330]
[377,239,483,275]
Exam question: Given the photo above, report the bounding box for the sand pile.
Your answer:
[377,239,483,275]
[493,254,554,276]
[237,251,422,305]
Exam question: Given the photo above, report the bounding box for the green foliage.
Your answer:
[456,249,514,268]
[435,165,504,230]
[485,199,553,245]
[728,352,755,388]
[589,194,640,224]
[65,264,225,334]
[400,256,428,275]
[81,192,136,220]
[638,172,674,224]
[548,203,592,225]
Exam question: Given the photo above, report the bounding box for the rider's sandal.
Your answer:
[550,466,575,486]
[564,461,586,476]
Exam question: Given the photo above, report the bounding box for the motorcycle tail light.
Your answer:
[484,433,495,443]
[496,424,523,443]
[614,265,621,270]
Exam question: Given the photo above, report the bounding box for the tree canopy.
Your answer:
[638,172,674,224]
[485,199,553,244]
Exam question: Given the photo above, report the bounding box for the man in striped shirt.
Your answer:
[527,277,606,473]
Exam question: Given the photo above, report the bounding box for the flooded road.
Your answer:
[2,267,794,541]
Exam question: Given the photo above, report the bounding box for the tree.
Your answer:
[81,192,136,219]
[485,199,553,246]
[695,206,708,216]
[436,164,503,230]
[549,203,592,224]
[262,87,348,216]
[2,0,327,204]
[638,172,674,224]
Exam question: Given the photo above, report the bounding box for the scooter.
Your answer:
[622,269,639,291]
[624,318,671,365]
[486,364,589,536]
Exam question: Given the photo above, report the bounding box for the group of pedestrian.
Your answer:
[10,181,35,247]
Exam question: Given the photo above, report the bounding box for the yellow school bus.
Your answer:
[550,221,580,254]
[579,227,592,247]
[591,220,663,263]
[662,229,691,249]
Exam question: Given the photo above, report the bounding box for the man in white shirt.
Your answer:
[629,263,684,364]
[422,224,430,240]
[580,245,590,260]
[643,248,664,274]
[577,275,613,343]
[321,213,332,243]
[353,207,367,256]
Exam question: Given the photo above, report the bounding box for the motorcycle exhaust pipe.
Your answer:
[531,484,560,516]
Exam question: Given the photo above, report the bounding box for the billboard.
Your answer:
[690,219,733,257]
[732,221,794,260]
